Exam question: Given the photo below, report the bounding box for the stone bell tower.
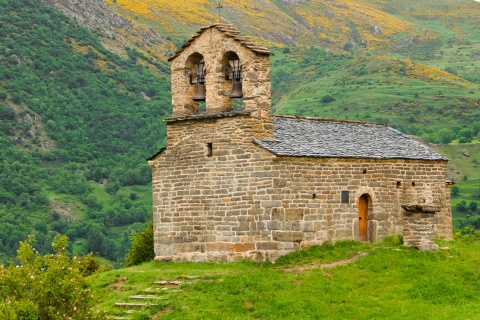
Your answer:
[149,24,276,262]
[168,24,273,122]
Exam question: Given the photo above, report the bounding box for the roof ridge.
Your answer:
[274,115,388,127]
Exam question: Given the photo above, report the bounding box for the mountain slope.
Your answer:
[39,0,174,60]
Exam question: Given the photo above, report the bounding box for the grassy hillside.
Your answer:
[271,48,480,146]
[90,239,480,319]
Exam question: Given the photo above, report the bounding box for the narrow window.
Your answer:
[312,194,317,199]
[363,169,367,174]
[396,181,401,189]
[412,181,416,187]
[341,191,349,204]
[207,143,213,157]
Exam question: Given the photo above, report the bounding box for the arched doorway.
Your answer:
[358,194,369,241]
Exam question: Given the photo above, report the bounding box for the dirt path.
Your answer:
[278,252,368,272]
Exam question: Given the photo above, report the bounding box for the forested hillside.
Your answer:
[1,0,480,263]
[0,0,170,264]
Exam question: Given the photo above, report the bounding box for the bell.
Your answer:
[192,83,206,101]
[229,79,243,98]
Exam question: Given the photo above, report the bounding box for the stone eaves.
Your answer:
[164,109,253,123]
[253,116,448,161]
[168,24,274,62]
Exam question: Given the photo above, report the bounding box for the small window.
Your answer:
[341,191,349,204]
[207,143,213,157]
[396,181,401,188]
[363,169,367,174]
[312,194,317,199]
[412,182,416,187]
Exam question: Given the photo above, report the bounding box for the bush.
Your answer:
[444,66,458,76]
[126,221,154,266]
[451,185,459,197]
[77,252,103,277]
[437,128,455,144]
[456,201,467,213]
[0,104,15,120]
[0,235,106,319]
[321,95,335,103]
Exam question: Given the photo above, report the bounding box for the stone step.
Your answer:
[154,280,182,286]
[129,295,168,300]
[114,302,158,308]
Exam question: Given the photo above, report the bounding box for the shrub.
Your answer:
[321,95,335,103]
[451,185,459,197]
[0,235,106,319]
[456,201,467,213]
[0,104,15,120]
[444,66,458,75]
[126,220,154,266]
[469,201,478,213]
[77,252,102,277]
[437,128,455,144]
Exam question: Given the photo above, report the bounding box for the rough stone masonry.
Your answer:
[148,24,453,262]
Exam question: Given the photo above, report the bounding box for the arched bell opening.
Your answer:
[220,51,243,111]
[185,53,206,113]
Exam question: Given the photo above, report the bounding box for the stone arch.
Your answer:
[217,51,243,111]
[184,52,206,114]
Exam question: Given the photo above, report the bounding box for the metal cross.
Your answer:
[217,2,224,23]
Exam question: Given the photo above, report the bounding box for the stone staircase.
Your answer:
[110,279,195,320]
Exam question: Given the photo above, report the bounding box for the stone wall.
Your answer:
[150,115,452,262]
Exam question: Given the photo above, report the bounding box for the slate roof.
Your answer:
[168,24,274,62]
[253,117,448,161]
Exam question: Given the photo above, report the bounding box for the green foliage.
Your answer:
[0,103,15,120]
[321,95,335,103]
[451,185,459,196]
[125,220,154,266]
[0,0,160,262]
[437,128,455,144]
[77,252,109,277]
[0,235,106,319]
[444,66,458,75]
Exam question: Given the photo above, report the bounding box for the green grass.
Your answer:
[90,239,480,319]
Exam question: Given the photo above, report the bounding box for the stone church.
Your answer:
[148,24,453,262]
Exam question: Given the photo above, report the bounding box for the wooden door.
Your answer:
[358,195,368,241]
